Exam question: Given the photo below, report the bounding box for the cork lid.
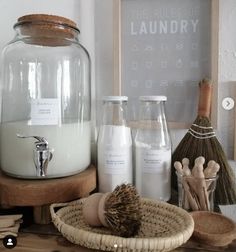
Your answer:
[14,14,80,46]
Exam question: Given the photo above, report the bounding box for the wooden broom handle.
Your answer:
[198,79,213,117]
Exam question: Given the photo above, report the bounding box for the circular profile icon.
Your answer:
[3,235,17,249]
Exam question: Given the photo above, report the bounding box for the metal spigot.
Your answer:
[17,134,53,177]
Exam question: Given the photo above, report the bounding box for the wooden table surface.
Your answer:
[0,232,235,252]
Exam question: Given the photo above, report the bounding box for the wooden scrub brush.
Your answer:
[82,183,141,237]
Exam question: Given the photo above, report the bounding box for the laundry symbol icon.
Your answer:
[160,80,168,86]
[145,61,153,69]
[131,80,138,87]
[176,43,183,50]
[190,61,199,68]
[176,59,183,68]
[144,45,153,51]
[192,43,198,50]
[161,61,167,69]
[145,80,153,88]
[131,61,138,70]
[132,45,139,52]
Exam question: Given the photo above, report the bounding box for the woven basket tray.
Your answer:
[50,198,194,252]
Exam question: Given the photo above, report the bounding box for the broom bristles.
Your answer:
[172,116,236,205]
[104,183,141,237]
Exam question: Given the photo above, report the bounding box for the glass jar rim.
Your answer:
[175,171,219,181]
[102,96,128,102]
[139,96,167,101]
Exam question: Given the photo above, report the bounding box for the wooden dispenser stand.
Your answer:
[0,165,96,224]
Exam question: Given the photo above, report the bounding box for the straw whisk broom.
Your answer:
[171,79,236,205]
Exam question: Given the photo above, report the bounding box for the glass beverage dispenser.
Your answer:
[0,14,91,178]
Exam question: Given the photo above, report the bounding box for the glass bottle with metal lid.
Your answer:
[134,96,171,201]
[97,96,133,192]
[0,14,91,178]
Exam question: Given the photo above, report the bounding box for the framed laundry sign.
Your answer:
[113,0,218,128]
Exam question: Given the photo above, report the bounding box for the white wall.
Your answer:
[218,0,236,158]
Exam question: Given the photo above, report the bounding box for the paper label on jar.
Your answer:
[141,149,171,174]
[104,149,131,174]
[30,99,60,125]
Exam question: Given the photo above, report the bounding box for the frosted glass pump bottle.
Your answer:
[97,96,132,192]
[134,96,171,201]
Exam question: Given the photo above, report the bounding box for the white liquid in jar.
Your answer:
[0,120,91,178]
[97,125,132,192]
[135,143,171,201]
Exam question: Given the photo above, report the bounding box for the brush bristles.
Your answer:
[172,116,236,205]
[104,183,141,237]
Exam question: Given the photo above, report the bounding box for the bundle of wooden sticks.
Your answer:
[0,214,22,239]
[174,156,220,211]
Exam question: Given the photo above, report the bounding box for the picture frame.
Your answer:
[112,0,219,129]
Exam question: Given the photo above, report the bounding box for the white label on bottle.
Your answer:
[104,149,130,174]
[141,149,171,174]
[30,99,60,125]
